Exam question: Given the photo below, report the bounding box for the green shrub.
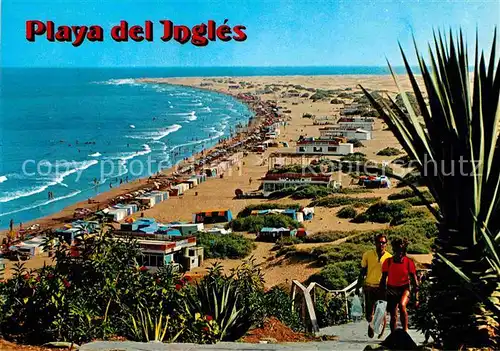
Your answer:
[337,206,357,219]
[229,214,300,233]
[237,203,301,218]
[388,188,434,205]
[354,201,412,223]
[338,92,353,98]
[273,236,303,254]
[338,188,373,194]
[314,290,348,327]
[291,185,333,199]
[310,195,381,208]
[276,245,298,257]
[330,98,344,104]
[377,147,402,156]
[340,152,368,162]
[269,185,335,200]
[397,170,426,187]
[406,195,436,206]
[390,208,434,226]
[388,188,417,200]
[263,287,304,331]
[185,261,268,342]
[391,154,415,168]
[196,233,255,259]
[347,139,365,148]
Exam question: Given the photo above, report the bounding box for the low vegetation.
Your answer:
[377,147,402,156]
[309,195,381,208]
[391,154,415,168]
[314,290,348,327]
[388,188,435,206]
[0,230,307,346]
[330,98,344,104]
[347,138,365,148]
[196,233,255,259]
[337,206,357,219]
[397,170,426,187]
[340,152,368,162]
[352,201,412,223]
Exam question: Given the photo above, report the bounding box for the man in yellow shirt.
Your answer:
[355,233,392,338]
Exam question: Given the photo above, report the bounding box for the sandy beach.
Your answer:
[1,74,423,285]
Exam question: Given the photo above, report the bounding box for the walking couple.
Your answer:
[355,234,419,338]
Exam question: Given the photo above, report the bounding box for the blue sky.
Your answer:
[1,0,498,67]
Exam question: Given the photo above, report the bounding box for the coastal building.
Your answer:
[257,227,308,242]
[136,191,169,209]
[113,218,204,271]
[115,218,204,237]
[337,117,375,131]
[135,236,200,272]
[260,172,339,197]
[319,127,372,140]
[313,116,337,125]
[104,203,138,222]
[193,209,233,224]
[296,138,354,155]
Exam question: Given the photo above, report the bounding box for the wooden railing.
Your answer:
[291,279,358,333]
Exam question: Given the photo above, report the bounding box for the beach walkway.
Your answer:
[80,321,426,351]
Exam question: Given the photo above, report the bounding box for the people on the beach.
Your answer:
[9,219,14,232]
[355,233,392,338]
[380,238,419,333]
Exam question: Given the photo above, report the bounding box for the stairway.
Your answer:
[318,318,427,350]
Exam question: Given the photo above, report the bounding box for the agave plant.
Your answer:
[128,302,182,342]
[185,264,247,342]
[361,30,499,348]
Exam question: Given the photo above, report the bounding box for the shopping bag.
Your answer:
[350,294,363,321]
[371,300,387,335]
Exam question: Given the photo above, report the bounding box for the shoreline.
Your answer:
[0,83,265,238]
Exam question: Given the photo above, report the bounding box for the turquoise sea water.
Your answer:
[0,66,402,229]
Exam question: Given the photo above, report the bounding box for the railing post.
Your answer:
[344,291,349,320]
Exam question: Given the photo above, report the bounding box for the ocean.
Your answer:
[0,66,401,229]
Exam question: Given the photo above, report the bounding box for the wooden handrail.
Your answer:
[291,279,359,333]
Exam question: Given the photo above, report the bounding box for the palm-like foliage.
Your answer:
[361,30,499,348]
[128,302,182,342]
[185,264,245,342]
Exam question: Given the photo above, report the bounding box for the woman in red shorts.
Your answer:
[379,238,419,332]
